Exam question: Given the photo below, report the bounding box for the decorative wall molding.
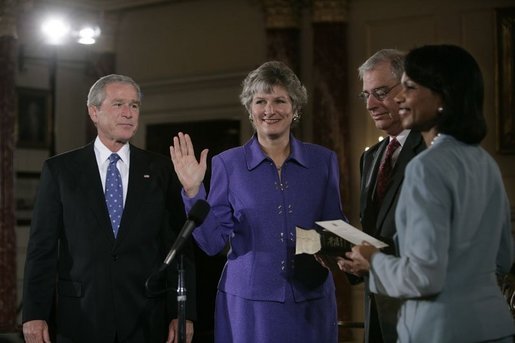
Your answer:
[312,0,348,23]
[133,103,244,149]
[496,7,515,154]
[139,71,248,94]
[132,71,250,148]
[39,0,185,12]
[260,0,300,29]
[0,0,17,39]
[141,103,243,122]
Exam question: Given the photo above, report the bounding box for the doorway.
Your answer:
[146,119,240,342]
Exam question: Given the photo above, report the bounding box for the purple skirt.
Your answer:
[214,284,338,343]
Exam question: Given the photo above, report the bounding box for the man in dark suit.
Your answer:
[22,74,196,343]
[348,49,425,343]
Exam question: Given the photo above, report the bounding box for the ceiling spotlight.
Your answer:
[41,17,70,45]
[77,26,101,45]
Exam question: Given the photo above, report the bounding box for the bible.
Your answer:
[295,226,351,255]
[295,219,388,255]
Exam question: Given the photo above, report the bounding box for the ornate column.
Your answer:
[0,0,19,331]
[261,0,301,73]
[311,1,353,341]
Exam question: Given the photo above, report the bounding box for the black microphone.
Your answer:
[162,199,210,266]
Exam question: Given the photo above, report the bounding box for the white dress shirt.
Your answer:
[94,136,130,205]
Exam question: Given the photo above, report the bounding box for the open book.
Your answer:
[295,219,388,255]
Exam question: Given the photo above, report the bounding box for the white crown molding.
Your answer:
[39,0,185,12]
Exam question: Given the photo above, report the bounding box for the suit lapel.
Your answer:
[75,143,116,243]
[360,140,388,234]
[376,131,425,228]
[114,146,150,245]
[365,141,387,198]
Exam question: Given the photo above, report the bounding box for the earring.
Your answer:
[248,114,253,122]
[293,113,300,122]
[437,107,444,113]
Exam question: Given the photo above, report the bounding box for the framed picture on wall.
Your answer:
[16,87,52,149]
[15,172,41,226]
[497,7,515,154]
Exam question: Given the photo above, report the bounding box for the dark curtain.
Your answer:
[0,3,19,331]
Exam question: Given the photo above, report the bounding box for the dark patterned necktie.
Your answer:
[375,138,400,203]
[105,153,123,237]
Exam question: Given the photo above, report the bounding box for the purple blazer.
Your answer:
[185,135,345,302]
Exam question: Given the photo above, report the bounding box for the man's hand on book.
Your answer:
[340,242,378,276]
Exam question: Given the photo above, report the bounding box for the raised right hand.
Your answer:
[23,320,51,343]
[170,132,209,198]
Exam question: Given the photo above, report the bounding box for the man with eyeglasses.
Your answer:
[346,49,425,343]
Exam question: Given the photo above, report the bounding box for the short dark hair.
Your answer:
[404,44,486,144]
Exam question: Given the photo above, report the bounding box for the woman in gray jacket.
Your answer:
[342,44,514,343]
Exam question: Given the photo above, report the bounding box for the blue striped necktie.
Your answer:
[105,153,123,237]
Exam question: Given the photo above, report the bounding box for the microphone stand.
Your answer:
[145,199,210,341]
[177,254,187,343]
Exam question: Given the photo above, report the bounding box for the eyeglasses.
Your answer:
[358,83,400,103]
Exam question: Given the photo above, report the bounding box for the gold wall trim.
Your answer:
[261,0,300,28]
[313,0,348,23]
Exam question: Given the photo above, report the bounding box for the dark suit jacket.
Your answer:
[357,130,425,343]
[22,142,196,343]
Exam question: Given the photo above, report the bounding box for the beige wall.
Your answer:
[109,0,515,226]
[115,0,268,148]
[14,0,515,336]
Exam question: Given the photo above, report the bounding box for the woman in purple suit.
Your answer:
[170,61,346,342]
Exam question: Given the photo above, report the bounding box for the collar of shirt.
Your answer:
[94,137,130,168]
[94,137,130,200]
[390,129,410,147]
[244,134,308,171]
[388,129,411,164]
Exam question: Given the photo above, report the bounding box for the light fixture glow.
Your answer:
[77,26,101,45]
[41,17,70,45]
